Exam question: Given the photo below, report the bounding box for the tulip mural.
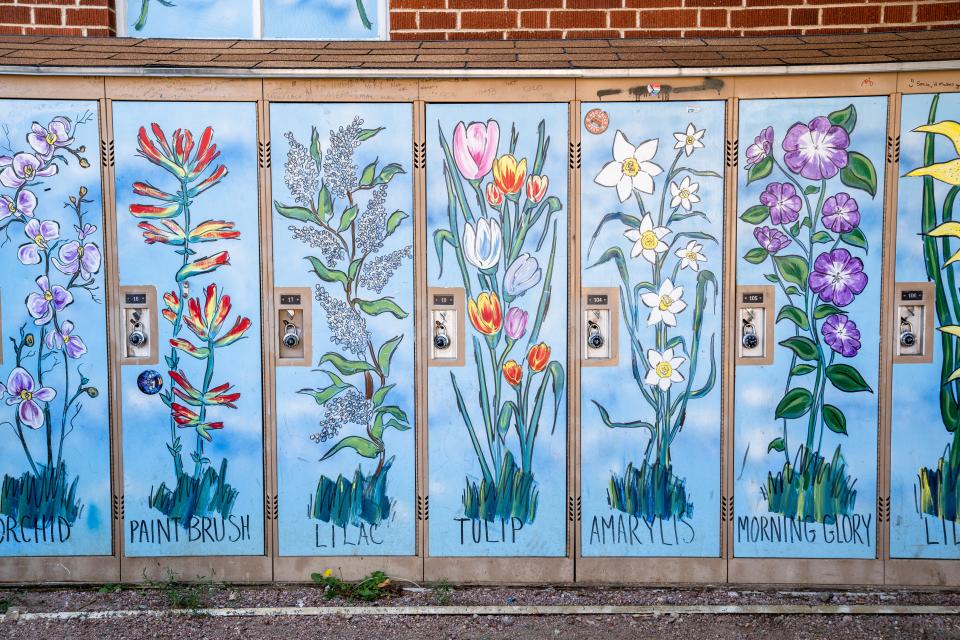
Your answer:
[0,106,108,554]
[580,102,724,556]
[428,104,566,553]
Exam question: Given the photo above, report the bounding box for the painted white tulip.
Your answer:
[645,348,686,392]
[624,214,669,264]
[504,252,541,297]
[462,216,502,271]
[640,278,687,327]
[594,130,663,203]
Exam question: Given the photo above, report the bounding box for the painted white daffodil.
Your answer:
[462,216,502,271]
[594,130,663,202]
[640,279,687,327]
[673,123,705,157]
[669,176,700,211]
[645,348,686,392]
[675,240,707,272]
[624,214,669,264]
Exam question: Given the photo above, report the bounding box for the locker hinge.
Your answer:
[567,495,581,523]
[414,141,426,170]
[265,494,278,521]
[417,495,429,521]
[877,495,890,524]
[725,139,738,169]
[112,493,124,521]
[569,141,581,170]
[259,140,271,170]
[101,138,115,169]
[721,496,733,523]
[887,134,901,165]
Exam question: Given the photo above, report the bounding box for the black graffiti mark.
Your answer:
[595,78,725,102]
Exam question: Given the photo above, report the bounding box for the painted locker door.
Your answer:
[579,102,725,557]
[270,104,416,556]
[426,104,568,556]
[113,102,265,556]
[0,102,112,556]
[733,97,886,558]
[890,92,960,559]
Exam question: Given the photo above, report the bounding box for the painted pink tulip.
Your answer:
[504,307,528,340]
[452,120,500,181]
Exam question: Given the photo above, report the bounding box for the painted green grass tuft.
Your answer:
[764,444,857,523]
[607,460,693,522]
[919,433,960,523]
[462,451,538,524]
[0,461,81,525]
[310,457,394,528]
[149,458,238,528]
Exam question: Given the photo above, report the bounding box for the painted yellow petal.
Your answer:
[905,159,960,186]
[947,367,960,383]
[937,325,960,338]
[914,120,960,156]
[945,249,960,268]
[927,221,960,238]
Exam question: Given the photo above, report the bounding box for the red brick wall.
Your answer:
[390,0,960,40]
[0,0,114,36]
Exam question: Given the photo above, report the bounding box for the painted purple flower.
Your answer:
[44,320,87,359]
[27,117,73,158]
[760,182,802,225]
[504,307,528,340]
[75,223,97,240]
[808,248,867,307]
[745,126,774,167]
[26,275,72,325]
[4,367,55,430]
[17,218,60,265]
[821,192,860,234]
[0,152,57,189]
[0,189,36,220]
[53,239,101,280]
[753,226,791,254]
[821,314,861,358]
[782,116,850,180]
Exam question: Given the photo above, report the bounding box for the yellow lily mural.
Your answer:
[905,120,960,185]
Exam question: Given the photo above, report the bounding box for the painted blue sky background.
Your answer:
[113,101,265,557]
[890,91,960,560]
[734,96,887,559]
[270,102,416,557]
[127,0,254,38]
[426,103,568,557]
[580,100,725,558]
[0,100,111,557]
[263,0,386,39]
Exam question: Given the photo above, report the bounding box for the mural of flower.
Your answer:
[645,348,685,391]
[675,240,707,271]
[595,130,663,202]
[504,307,528,340]
[493,154,527,195]
[53,238,102,281]
[673,123,705,157]
[4,367,56,430]
[502,360,523,387]
[468,290,502,336]
[527,342,551,373]
[525,175,549,204]
[760,182,801,225]
[640,279,687,327]
[0,152,58,188]
[28,117,73,158]
[669,176,700,211]
[18,218,59,265]
[453,120,499,181]
[753,226,791,253]
[485,182,504,206]
[821,192,860,233]
[808,248,867,307]
[44,320,87,359]
[462,217,502,271]
[783,116,850,180]
[624,213,669,263]
[26,275,72,324]
[0,189,36,220]
[821,314,861,358]
[745,126,774,167]
[504,253,541,297]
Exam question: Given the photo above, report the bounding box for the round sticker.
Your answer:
[584,108,609,135]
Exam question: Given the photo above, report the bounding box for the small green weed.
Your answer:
[97,583,122,594]
[429,579,453,606]
[310,569,396,602]
[143,569,225,612]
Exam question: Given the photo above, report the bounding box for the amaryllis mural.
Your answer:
[427,104,567,555]
[737,99,882,533]
[273,113,411,535]
[0,105,109,554]
[127,121,250,528]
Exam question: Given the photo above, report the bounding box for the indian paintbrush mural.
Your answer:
[426,103,568,556]
[891,91,960,558]
[579,101,725,557]
[114,101,265,556]
[271,103,415,556]
[734,96,885,558]
[0,101,111,556]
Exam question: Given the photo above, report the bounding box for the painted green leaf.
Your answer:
[433,228,455,278]
[376,405,409,423]
[823,403,848,435]
[359,158,379,187]
[321,435,380,461]
[356,297,409,319]
[592,400,654,434]
[744,247,768,264]
[377,335,403,377]
[773,254,809,290]
[740,204,769,224]
[801,216,812,228]
[814,303,845,319]
[274,201,314,223]
[811,231,833,244]
[775,387,814,419]
[319,352,374,375]
[338,204,359,232]
[348,258,362,281]
[318,183,333,221]
[825,363,873,393]
[804,185,820,195]
[840,227,869,251]
[310,126,322,166]
[768,437,786,453]
[791,363,816,376]
[764,273,781,283]
[306,256,348,287]
[588,245,630,290]
[779,336,819,361]
[356,126,385,142]
[498,400,518,437]
[788,221,801,237]
[839,150,878,198]
[776,305,809,330]
[384,418,411,432]
[784,286,801,296]
[827,104,858,134]
[375,163,406,185]
[298,383,349,405]
[747,155,773,185]
[372,383,395,407]
[386,209,408,235]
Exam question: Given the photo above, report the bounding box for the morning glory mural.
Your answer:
[733,96,886,559]
[0,101,111,557]
[113,101,265,557]
[579,101,725,558]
